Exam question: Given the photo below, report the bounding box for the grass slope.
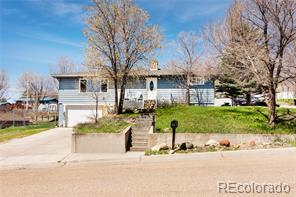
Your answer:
[156,106,296,134]
[74,117,131,133]
[0,122,55,142]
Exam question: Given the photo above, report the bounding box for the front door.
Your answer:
[146,78,157,100]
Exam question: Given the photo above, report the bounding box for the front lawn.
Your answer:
[74,117,132,133]
[0,122,55,142]
[155,105,296,134]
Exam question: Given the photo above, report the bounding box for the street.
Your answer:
[1,148,296,197]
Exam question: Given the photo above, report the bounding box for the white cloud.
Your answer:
[52,1,82,15]
[29,0,86,24]
[177,1,230,22]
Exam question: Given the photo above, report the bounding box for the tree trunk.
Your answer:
[118,76,127,114]
[186,76,191,105]
[95,95,98,123]
[113,78,119,114]
[33,99,39,122]
[246,93,251,106]
[267,88,276,127]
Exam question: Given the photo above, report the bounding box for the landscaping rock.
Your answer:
[273,141,283,146]
[219,139,231,147]
[151,145,160,151]
[249,140,256,147]
[186,142,194,149]
[159,143,169,150]
[205,139,219,147]
[233,144,240,149]
[151,143,169,151]
[180,142,194,150]
[169,150,175,154]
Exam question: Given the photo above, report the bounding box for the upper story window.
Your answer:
[80,79,87,92]
[101,80,108,92]
[80,79,108,93]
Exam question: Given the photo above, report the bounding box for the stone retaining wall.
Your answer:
[72,126,131,153]
[148,130,296,148]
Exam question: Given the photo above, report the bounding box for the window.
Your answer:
[149,81,154,91]
[80,79,108,93]
[80,79,87,92]
[101,80,108,92]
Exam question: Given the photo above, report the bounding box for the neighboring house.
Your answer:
[276,82,296,100]
[0,102,11,111]
[16,96,58,111]
[38,96,58,112]
[52,63,215,127]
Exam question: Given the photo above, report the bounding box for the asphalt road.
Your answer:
[1,148,296,197]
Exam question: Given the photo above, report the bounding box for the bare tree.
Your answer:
[85,0,162,114]
[0,69,8,101]
[205,0,296,127]
[168,32,214,105]
[18,72,55,116]
[168,32,202,105]
[52,56,78,74]
[83,72,106,123]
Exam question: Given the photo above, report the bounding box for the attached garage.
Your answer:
[66,105,102,127]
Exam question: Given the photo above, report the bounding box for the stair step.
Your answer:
[133,125,152,129]
[132,139,148,143]
[133,130,149,133]
[130,147,146,151]
[132,134,148,140]
[132,132,148,136]
[131,141,148,147]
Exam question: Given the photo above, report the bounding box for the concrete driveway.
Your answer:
[0,128,72,168]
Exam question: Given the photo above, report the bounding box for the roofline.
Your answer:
[51,73,87,78]
[51,72,186,78]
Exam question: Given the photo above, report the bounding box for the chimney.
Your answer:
[150,60,158,71]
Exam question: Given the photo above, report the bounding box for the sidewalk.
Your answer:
[2,147,296,170]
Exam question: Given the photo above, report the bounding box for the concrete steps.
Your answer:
[129,117,153,152]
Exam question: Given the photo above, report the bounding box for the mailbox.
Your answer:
[171,120,178,129]
[171,120,178,149]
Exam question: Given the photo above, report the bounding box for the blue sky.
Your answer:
[0,0,231,100]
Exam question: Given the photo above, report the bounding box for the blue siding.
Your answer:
[59,78,79,90]
[157,78,214,105]
[157,77,183,89]
[57,77,214,106]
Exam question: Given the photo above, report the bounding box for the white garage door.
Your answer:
[67,108,102,127]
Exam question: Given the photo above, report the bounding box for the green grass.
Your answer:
[277,99,295,106]
[155,105,296,134]
[0,122,55,142]
[74,117,131,133]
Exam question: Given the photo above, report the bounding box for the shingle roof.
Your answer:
[51,69,185,78]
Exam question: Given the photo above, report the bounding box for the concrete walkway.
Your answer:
[0,128,72,168]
